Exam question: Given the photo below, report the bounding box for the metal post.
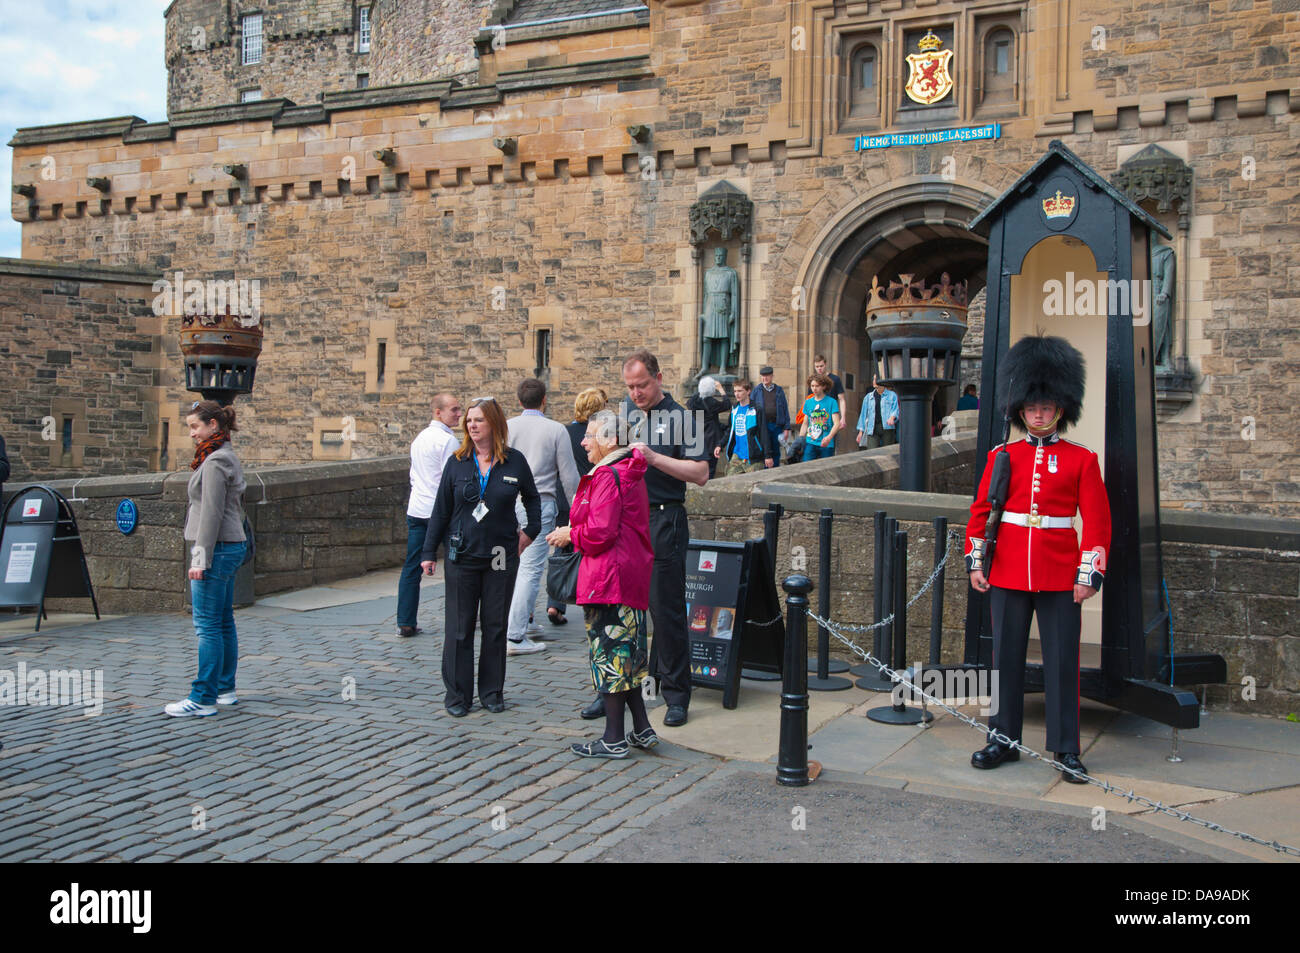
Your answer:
[778,574,813,786]
[853,510,893,689]
[810,508,851,690]
[867,526,932,725]
[928,517,947,666]
[744,503,786,683]
[894,382,940,492]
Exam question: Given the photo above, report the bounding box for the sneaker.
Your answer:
[506,637,546,656]
[571,737,629,759]
[216,692,238,706]
[164,699,217,717]
[626,726,659,750]
[524,623,546,636]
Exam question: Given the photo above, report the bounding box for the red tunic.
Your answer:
[965,433,1111,592]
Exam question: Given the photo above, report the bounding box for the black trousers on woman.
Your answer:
[442,555,520,709]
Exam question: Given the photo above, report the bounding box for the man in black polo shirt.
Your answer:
[579,348,710,727]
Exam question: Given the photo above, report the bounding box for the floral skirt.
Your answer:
[583,603,649,694]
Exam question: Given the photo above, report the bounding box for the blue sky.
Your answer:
[0,0,170,258]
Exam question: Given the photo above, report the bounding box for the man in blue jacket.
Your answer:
[750,366,790,467]
[856,376,899,449]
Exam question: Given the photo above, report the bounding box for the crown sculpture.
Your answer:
[1042,189,1076,219]
[865,273,970,384]
[917,29,944,52]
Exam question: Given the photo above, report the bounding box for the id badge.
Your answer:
[472,501,489,522]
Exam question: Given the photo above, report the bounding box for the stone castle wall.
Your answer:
[369,0,492,86]
[0,260,177,482]
[11,0,1300,514]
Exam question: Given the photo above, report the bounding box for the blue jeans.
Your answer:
[397,515,429,627]
[804,440,835,460]
[507,496,558,640]
[189,541,246,705]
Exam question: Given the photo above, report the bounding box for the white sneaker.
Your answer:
[216,692,238,706]
[507,637,547,656]
[164,699,217,717]
[524,623,546,636]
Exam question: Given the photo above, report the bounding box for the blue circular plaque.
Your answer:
[116,498,138,535]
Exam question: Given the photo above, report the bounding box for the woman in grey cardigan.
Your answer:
[166,400,247,717]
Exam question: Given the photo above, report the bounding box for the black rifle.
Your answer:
[983,411,1013,569]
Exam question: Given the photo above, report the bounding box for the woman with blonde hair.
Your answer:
[166,400,247,717]
[421,396,541,716]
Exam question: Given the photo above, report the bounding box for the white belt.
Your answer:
[1002,511,1074,529]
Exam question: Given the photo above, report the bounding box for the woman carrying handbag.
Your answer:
[546,410,654,759]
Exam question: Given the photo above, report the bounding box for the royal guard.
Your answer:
[965,335,1111,783]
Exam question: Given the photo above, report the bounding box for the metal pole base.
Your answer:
[742,668,782,682]
[808,659,850,674]
[1166,726,1184,764]
[853,670,896,692]
[866,705,935,726]
[808,675,853,692]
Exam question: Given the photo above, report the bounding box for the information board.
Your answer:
[0,485,99,631]
[685,537,784,709]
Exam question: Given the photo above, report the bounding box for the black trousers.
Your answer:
[647,505,691,709]
[442,556,519,709]
[988,586,1082,754]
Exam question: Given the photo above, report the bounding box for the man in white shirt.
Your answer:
[397,394,460,637]
[505,379,580,655]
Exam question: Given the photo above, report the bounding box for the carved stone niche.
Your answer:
[688,180,754,250]
[1113,145,1196,418]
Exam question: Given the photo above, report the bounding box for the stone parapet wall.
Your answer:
[2,456,411,615]
[689,445,1300,717]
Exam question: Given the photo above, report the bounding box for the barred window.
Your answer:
[240,88,262,103]
[242,13,263,65]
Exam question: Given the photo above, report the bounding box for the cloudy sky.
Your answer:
[0,0,170,258]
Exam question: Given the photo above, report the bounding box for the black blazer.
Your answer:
[422,447,541,563]
[722,402,775,462]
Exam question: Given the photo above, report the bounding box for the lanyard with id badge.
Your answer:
[473,461,493,522]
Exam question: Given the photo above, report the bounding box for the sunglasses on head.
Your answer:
[469,396,497,407]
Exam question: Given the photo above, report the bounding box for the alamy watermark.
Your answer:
[152,270,261,324]
[892,662,999,716]
[0,662,103,716]
[1042,273,1150,325]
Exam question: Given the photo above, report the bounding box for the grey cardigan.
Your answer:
[183,443,247,569]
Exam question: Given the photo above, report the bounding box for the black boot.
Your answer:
[971,741,1020,769]
[1055,752,1088,784]
[580,696,603,720]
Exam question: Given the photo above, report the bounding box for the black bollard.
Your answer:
[744,504,785,683]
[928,517,947,666]
[867,526,932,725]
[809,508,852,689]
[853,509,894,690]
[777,574,813,786]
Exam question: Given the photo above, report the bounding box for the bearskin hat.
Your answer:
[1000,334,1086,432]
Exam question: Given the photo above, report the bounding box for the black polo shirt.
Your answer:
[622,391,711,506]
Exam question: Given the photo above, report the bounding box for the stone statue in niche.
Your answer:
[1151,237,1176,369]
[699,246,740,375]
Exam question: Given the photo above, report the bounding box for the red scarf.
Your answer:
[191,431,230,470]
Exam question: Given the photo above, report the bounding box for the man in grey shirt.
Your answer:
[506,379,580,654]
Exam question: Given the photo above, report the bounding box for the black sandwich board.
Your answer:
[0,485,100,631]
[685,537,784,709]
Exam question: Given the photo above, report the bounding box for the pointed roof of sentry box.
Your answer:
[968,139,1171,240]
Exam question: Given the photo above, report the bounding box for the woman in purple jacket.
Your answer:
[547,409,654,759]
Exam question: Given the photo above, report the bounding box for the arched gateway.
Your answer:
[789,180,996,446]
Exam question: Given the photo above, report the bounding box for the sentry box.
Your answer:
[962,141,1224,730]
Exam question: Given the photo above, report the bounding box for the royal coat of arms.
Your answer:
[905,30,954,105]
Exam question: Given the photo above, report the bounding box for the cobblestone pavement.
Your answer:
[0,583,726,862]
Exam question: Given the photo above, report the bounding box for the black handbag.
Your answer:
[545,464,621,603]
[546,545,581,602]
